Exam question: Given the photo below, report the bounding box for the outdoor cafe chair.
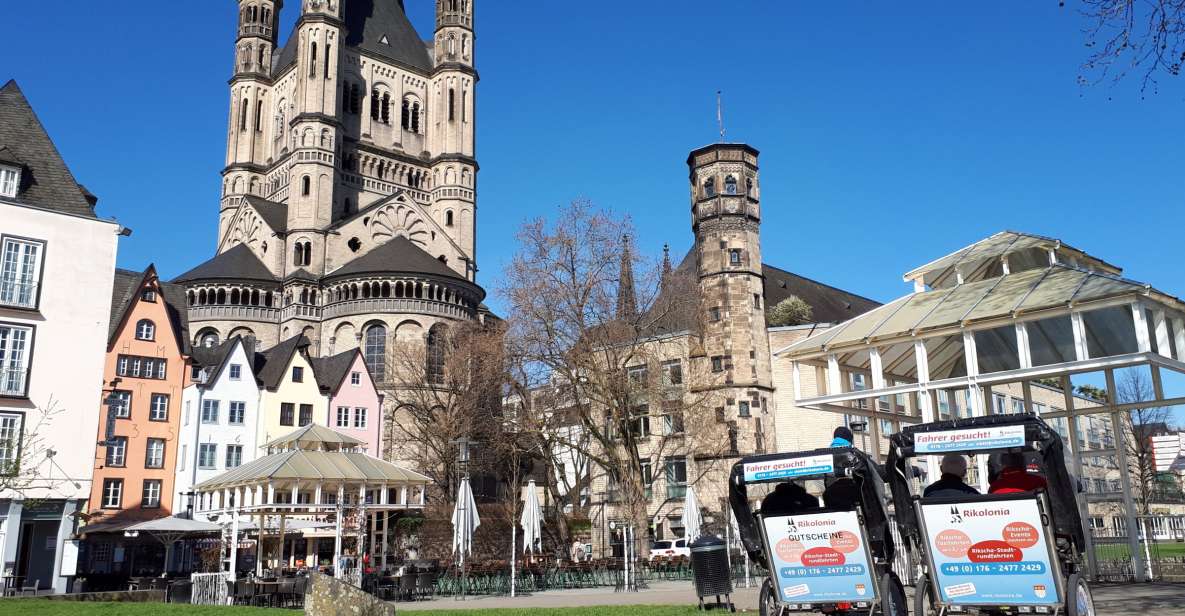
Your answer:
[399,573,417,601]
[277,577,296,607]
[19,579,38,596]
[416,572,435,600]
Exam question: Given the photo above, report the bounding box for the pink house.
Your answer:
[312,350,383,455]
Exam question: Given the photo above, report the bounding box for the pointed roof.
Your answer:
[191,336,254,386]
[242,195,288,233]
[310,348,363,393]
[108,265,192,353]
[254,335,311,390]
[175,243,279,283]
[660,244,673,292]
[264,424,364,450]
[325,235,467,281]
[0,80,98,217]
[343,0,433,73]
[616,235,638,319]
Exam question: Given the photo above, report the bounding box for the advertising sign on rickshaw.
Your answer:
[762,510,877,603]
[914,426,1026,454]
[744,454,834,482]
[920,498,1059,605]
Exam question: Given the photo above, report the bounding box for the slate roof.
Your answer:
[763,263,880,325]
[108,266,192,354]
[253,335,310,390]
[0,80,98,218]
[310,348,360,393]
[243,195,289,233]
[274,0,433,76]
[175,244,279,283]
[325,236,464,281]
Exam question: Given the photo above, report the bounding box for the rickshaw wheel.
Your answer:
[878,571,907,616]
[759,578,778,616]
[914,574,937,616]
[1065,573,1095,616]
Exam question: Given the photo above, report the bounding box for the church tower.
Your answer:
[430,0,478,275]
[688,143,773,455]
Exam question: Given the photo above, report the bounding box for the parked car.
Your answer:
[649,538,690,561]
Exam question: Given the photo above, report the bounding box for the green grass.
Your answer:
[0,601,705,616]
[1094,540,1185,560]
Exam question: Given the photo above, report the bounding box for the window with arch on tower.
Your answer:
[703,177,716,198]
[411,102,421,132]
[448,88,457,122]
[364,325,387,382]
[240,98,250,131]
[724,175,738,195]
[301,175,311,196]
[309,42,318,78]
[445,210,454,227]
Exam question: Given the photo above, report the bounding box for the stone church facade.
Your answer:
[177,0,486,368]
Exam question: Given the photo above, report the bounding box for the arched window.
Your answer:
[448,88,456,121]
[258,45,267,68]
[448,34,457,57]
[301,175,311,196]
[240,98,249,131]
[135,319,156,341]
[411,102,421,133]
[724,175,738,195]
[371,89,381,121]
[401,99,410,130]
[309,42,318,78]
[445,210,454,227]
[462,34,469,58]
[381,93,391,124]
[364,325,387,382]
[230,288,241,304]
[294,243,304,266]
[216,289,227,304]
[300,288,309,304]
[254,100,263,133]
[426,325,447,385]
[350,84,361,115]
[703,177,716,198]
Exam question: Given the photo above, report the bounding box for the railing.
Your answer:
[322,297,473,320]
[1090,514,1185,582]
[0,281,38,309]
[188,305,280,322]
[0,368,27,396]
[281,305,322,321]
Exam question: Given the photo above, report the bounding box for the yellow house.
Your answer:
[254,336,329,449]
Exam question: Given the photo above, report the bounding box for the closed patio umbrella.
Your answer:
[452,477,480,599]
[681,486,703,542]
[520,480,543,554]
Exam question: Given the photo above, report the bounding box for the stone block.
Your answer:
[305,571,395,616]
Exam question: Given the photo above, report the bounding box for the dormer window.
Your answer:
[0,166,19,198]
[141,288,157,302]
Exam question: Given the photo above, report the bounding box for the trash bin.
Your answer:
[689,535,733,611]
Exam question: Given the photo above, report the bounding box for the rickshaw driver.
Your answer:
[989,451,1049,494]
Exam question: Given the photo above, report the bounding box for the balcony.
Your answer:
[322,297,473,321]
[0,281,38,310]
[189,304,280,323]
[0,368,27,397]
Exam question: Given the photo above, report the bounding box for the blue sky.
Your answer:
[3,1,1183,314]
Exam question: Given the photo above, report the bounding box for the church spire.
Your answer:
[660,243,673,292]
[616,235,638,320]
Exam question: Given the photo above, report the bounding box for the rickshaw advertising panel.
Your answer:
[744,454,834,482]
[920,498,1059,605]
[762,511,876,603]
[914,426,1026,454]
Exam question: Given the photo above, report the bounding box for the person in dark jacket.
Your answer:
[761,482,820,516]
[924,453,980,497]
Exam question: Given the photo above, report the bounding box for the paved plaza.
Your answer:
[399,580,1185,615]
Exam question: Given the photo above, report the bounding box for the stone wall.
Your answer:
[305,571,395,616]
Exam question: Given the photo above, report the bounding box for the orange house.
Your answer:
[87,266,190,524]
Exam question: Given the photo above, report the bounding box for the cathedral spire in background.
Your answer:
[660,243,673,292]
[616,235,638,320]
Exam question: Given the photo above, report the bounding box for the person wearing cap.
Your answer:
[831,426,855,448]
[924,453,980,497]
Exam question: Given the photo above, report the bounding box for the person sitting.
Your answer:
[831,425,855,448]
[988,452,1048,494]
[761,482,819,516]
[924,453,980,497]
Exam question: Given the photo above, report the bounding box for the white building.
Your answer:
[175,337,261,514]
[0,80,122,593]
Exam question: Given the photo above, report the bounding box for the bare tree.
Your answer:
[1114,368,1177,513]
[380,320,507,501]
[500,201,732,558]
[0,397,67,497]
[1076,0,1185,93]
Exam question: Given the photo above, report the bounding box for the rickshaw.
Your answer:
[729,447,908,616]
[886,414,1095,616]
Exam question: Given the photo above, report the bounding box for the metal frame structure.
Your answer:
[776,232,1185,582]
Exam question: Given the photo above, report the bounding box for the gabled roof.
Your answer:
[242,195,289,233]
[192,336,254,387]
[903,231,1122,289]
[286,268,319,282]
[343,0,433,73]
[175,243,279,283]
[274,0,433,76]
[326,235,465,281]
[0,80,98,217]
[310,348,363,393]
[108,266,192,354]
[253,335,311,390]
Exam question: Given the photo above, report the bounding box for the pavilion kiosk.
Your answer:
[191,425,429,583]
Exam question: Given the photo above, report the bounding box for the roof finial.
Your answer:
[717,91,726,143]
[661,243,673,292]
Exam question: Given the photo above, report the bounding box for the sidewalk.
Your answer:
[398,580,1185,614]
